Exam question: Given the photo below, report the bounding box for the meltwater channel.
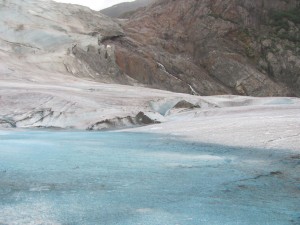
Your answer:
[0,131,299,225]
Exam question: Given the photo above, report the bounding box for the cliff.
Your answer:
[110,0,300,96]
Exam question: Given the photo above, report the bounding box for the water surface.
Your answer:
[0,131,299,225]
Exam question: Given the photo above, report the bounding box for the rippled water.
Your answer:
[0,131,299,225]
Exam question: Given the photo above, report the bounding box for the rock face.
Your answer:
[110,0,300,96]
[0,0,133,85]
[100,0,155,18]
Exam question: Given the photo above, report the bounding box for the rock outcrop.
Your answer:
[109,0,300,96]
[0,0,133,84]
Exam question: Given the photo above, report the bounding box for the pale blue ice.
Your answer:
[0,131,299,225]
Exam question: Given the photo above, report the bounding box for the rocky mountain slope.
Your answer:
[110,0,300,96]
[100,0,154,18]
[0,0,134,85]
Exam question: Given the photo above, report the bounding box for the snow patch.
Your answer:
[157,62,180,80]
[188,84,199,95]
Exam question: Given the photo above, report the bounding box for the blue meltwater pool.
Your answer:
[0,131,299,225]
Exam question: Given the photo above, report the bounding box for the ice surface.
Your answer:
[0,131,299,225]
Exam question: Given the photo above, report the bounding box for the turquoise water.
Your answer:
[0,131,299,225]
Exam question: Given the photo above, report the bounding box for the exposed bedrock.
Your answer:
[109,0,300,96]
